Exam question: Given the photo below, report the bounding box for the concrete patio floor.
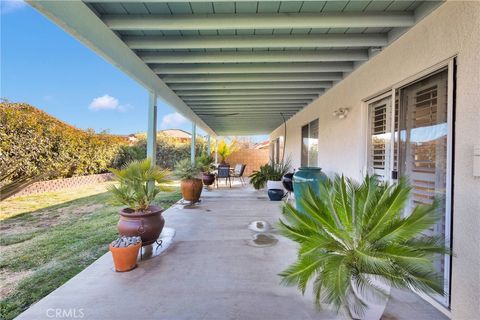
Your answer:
[17,183,448,320]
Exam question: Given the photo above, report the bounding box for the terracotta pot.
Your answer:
[117,206,164,246]
[202,173,215,186]
[109,242,141,272]
[181,178,203,202]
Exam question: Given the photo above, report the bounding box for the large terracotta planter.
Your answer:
[109,242,141,272]
[202,173,215,186]
[117,206,165,246]
[181,178,203,202]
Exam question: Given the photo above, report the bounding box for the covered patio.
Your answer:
[16,184,446,320]
[21,1,480,319]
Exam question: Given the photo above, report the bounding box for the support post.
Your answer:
[191,122,196,164]
[207,135,211,155]
[147,91,157,189]
[215,138,219,164]
[147,91,157,165]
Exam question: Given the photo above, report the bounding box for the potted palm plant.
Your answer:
[278,175,449,320]
[109,158,171,246]
[174,158,203,203]
[197,153,215,186]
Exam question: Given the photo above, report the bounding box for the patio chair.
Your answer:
[216,164,231,188]
[231,164,247,186]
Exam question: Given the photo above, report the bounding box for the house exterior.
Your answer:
[27,1,479,319]
[159,129,192,143]
[269,3,480,318]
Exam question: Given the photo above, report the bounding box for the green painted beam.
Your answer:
[126,34,387,50]
[187,98,312,106]
[141,50,368,63]
[168,82,331,90]
[153,62,353,74]
[163,73,342,83]
[182,95,317,101]
[176,89,322,96]
[104,12,415,31]
[193,108,302,112]
[188,100,310,105]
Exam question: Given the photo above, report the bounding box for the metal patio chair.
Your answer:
[231,164,247,186]
[216,164,231,188]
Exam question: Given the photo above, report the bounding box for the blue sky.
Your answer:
[1,1,267,141]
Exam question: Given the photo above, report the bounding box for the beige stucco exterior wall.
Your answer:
[270,2,480,319]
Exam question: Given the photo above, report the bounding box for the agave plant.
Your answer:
[109,158,171,211]
[278,175,448,317]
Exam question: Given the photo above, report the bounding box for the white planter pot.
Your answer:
[266,180,284,191]
[349,275,391,320]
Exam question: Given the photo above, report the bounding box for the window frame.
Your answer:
[362,57,456,316]
[301,118,319,167]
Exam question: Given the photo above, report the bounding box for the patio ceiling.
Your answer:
[29,0,443,135]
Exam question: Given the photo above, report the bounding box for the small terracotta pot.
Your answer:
[202,173,215,186]
[109,242,141,272]
[181,178,203,202]
[117,206,164,246]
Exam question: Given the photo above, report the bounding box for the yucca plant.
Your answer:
[278,175,448,318]
[108,158,171,211]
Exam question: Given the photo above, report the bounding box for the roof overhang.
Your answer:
[27,0,443,136]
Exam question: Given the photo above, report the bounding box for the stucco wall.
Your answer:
[270,2,480,319]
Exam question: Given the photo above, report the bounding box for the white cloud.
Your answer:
[89,94,119,111]
[160,112,187,129]
[1,0,27,15]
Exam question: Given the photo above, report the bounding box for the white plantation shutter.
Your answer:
[399,69,450,305]
[367,67,452,307]
[367,96,392,180]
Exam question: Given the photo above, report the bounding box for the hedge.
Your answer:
[0,102,127,183]
[111,136,207,170]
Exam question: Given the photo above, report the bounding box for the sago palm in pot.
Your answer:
[278,175,449,320]
[109,158,171,245]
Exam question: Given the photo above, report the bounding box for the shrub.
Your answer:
[111,144,147,169]
[0,102,126,184]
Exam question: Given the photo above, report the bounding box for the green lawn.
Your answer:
[0,182,181,320]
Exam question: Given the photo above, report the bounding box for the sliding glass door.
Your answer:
[367,67,453,307]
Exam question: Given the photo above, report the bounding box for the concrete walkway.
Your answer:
[17,184,447,320]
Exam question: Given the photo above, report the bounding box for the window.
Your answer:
[270,137,281,165]
[366,66,454,307]
[301,119,318,167]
